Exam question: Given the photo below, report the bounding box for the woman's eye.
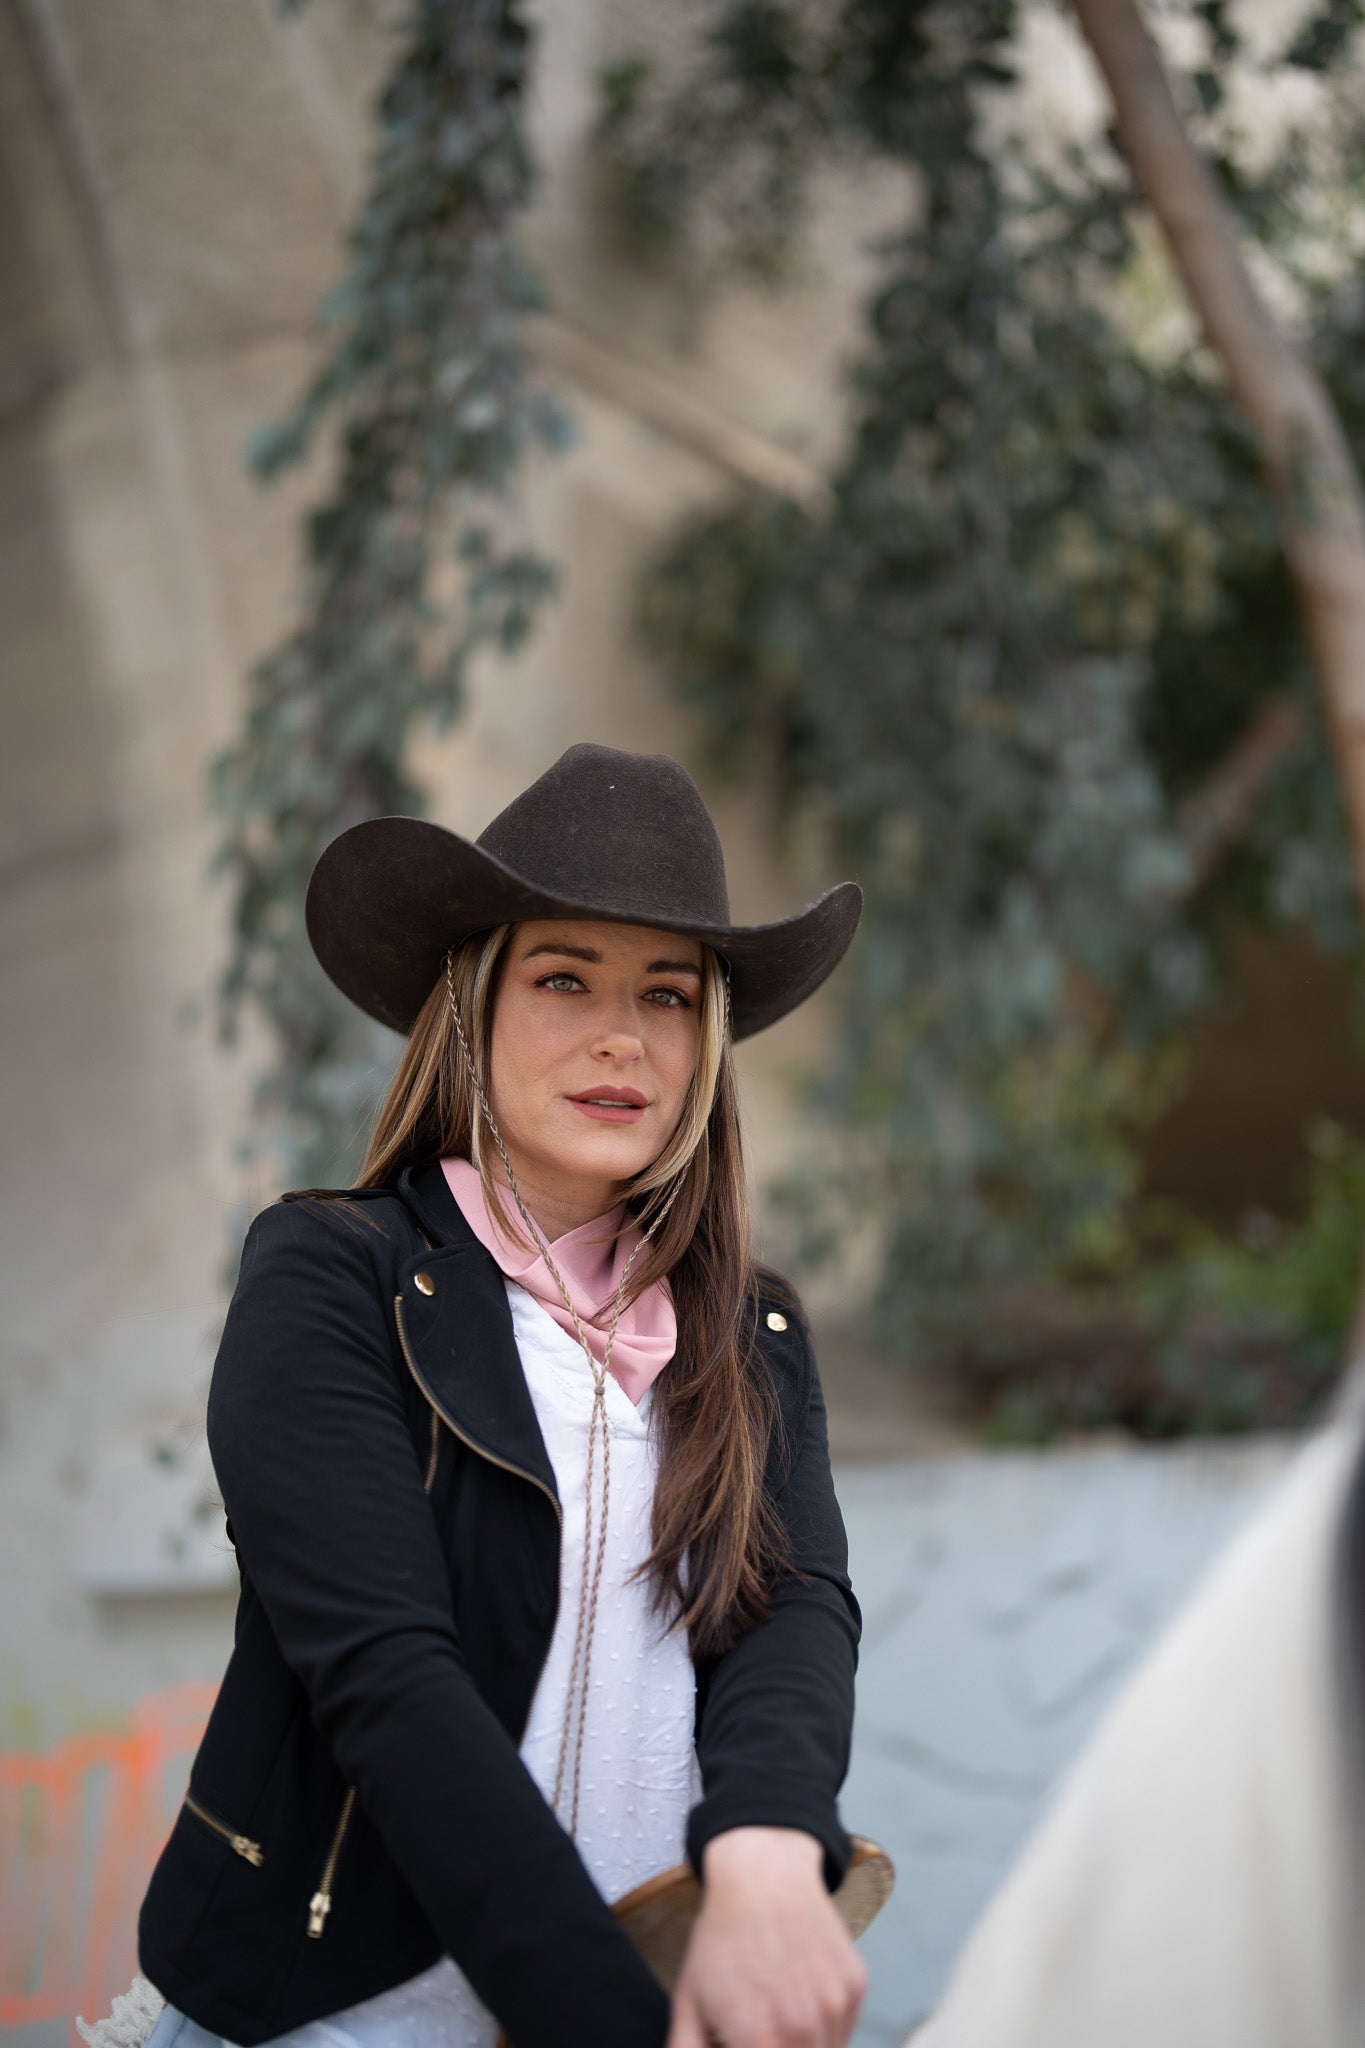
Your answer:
[534,971,689,1005]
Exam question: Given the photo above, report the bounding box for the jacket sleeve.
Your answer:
[685,1307,861,1892]
[205,1199,669,2048]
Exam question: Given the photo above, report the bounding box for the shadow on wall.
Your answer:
[1,1683,215,2045]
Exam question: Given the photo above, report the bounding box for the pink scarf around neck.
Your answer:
[440,1156,677,1406]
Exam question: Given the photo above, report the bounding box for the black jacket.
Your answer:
[137,1159,860,2047]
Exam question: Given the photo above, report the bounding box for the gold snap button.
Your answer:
[765,1310,788,1332]
[414,1271,436,1297]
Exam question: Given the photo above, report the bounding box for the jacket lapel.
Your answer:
[392,1160,560,1504]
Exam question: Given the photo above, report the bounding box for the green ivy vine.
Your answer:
[207,0,571,1195]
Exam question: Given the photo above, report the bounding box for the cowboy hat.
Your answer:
[305,742,862,1041]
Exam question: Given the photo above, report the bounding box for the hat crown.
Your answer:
[475,742,732,930]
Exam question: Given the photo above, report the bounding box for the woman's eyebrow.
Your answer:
[522,941,602,964]
[520,941,702,977]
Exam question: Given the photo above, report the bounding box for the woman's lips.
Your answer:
[568,1090,647,1124]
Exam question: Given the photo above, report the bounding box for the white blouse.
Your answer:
[239,1278,699,2048]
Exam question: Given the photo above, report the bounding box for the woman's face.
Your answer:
[486,919,705,1232]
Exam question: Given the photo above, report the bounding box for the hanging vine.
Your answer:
[207,0,571,1192]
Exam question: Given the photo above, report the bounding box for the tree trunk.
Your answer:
[1070,0,1365,915]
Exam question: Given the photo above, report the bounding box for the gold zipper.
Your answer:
[306,1262,563,1942]
[184,1790,264,1867]
[307,1784,357,1935]
[424,1398,439,1491]
[391,1285,563,1739]
[305,1311,449,1940]
[392,1291,563,1530]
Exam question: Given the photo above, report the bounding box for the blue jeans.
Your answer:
[143,2010,225,2048]
[144,2003,384,2048]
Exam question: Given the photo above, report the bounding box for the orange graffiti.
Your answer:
[1,1681,216,2045]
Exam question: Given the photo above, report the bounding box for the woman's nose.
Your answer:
[592,1024,644,1060]
[591,999,644,1060]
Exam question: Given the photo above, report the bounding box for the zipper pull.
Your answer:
[184,1792,264,1868]
[307,1889,332,1938]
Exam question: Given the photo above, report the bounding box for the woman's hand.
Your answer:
[668,1827,869,2048]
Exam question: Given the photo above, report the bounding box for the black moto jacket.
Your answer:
[137,1158,861,2047]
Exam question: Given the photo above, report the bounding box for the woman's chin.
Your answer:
[541,1128,655,1195]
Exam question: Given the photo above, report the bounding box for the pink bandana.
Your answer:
[440,1156,677,1406]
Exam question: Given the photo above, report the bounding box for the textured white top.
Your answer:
[248,1279,699,2048]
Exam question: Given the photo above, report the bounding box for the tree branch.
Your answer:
[1178,692,1306,895]
[528,314,825,507]
[1071,0,1365,916]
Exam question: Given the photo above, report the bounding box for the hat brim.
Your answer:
[305,815,862,1042]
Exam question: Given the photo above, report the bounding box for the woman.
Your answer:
[133,743,868,2048]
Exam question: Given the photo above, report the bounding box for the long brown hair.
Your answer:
[341,922,788,1655]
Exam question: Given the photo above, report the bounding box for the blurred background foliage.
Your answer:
[208,0,570,1190]
[601,0,1365,1435]
[212,0,1365,1436]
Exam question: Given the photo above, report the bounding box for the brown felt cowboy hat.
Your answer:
[305,742,862,1041]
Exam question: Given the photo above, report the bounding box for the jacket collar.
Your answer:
[390,1158,560,1507]
[396,1155,474,1251]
